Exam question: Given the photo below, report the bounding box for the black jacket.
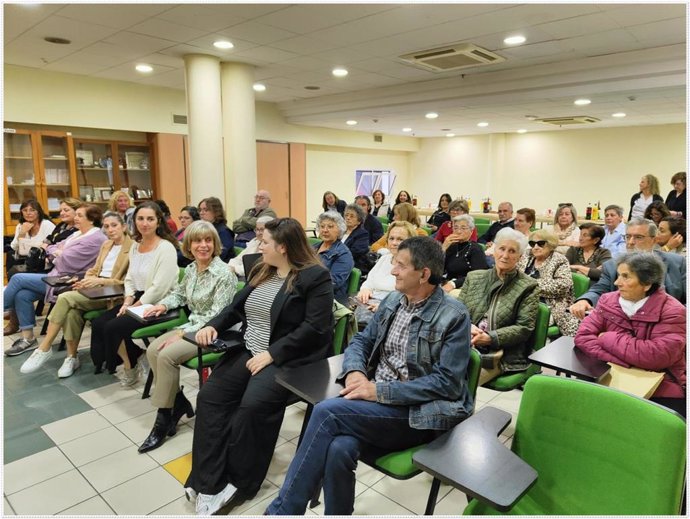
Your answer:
[362,214,384,244]
[478,219,515,244]
[206,264,334,367]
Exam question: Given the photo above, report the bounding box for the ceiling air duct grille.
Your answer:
[400,43,505,72]
[536,116,600,126]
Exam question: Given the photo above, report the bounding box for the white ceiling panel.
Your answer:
[4,3,64,43]
[536,11,623,40]
[93,61,176,82]
[253,4,396,34]
[232,45,301,64]
[43,58,108,76]
[626,17,686,44]
[54,3,171,30]
[602,4,686,27]
[155,4,247,32]
[126,18,208,44]
[102,31,177,54]
[217,20,298,46]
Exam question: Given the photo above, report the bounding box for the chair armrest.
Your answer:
[131,308,188,339]
[412,406,537,512]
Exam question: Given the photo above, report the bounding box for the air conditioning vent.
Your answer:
[374,134,383,143]
[400,43,505,72]
[535,116,600,126]
[172,114,188,125]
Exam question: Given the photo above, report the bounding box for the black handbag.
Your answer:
[25,246,47,273]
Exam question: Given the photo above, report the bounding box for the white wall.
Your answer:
[409,124,686,217]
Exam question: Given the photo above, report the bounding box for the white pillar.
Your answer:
[184,54,224,206]
[220,62,257,221]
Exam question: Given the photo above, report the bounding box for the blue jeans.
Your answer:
[266,397,433,515]
[3,273,47,330]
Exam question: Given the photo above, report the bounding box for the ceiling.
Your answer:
[4,2,687,137]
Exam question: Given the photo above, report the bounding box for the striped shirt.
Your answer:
[244,274,285,356]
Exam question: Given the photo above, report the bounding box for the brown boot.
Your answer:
[4,311,19,335]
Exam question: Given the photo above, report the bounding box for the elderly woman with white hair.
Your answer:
[228,215,275,277]
[314,211,354,304]
[442,214,488,292]
[458,228,540,385]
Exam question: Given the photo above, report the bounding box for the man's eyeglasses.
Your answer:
[624,234,650,241]
[528,240,548,247]
[255,195,268,200]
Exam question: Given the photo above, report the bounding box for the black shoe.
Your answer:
[138,409,173,453]
[169,386,195,435]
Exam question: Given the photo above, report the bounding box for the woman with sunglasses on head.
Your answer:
[185,218,334,515]
[518,229,579,336]
[547,203,580,255]
[566,223,612,282]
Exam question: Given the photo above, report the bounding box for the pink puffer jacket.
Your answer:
[575,288,686,398]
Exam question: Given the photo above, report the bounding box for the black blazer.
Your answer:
[206,264,334,368]
[363,214,384,244]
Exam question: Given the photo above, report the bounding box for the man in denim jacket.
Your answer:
[267,236,473,515]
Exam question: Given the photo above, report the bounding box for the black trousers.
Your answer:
[185,348,291,497]
[90,306,145,372]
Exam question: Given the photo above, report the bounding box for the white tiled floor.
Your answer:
[3,322,525,516]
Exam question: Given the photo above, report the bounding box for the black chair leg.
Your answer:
[58,336,66,351]
[142,369,154,399]
[40,303,55,336]
[424,477,441,515]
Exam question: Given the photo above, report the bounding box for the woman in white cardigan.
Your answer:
[90,202,179,386]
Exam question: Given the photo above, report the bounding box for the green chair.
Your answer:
[381,222,389,234]
[420,226,432,236]
[233,246,244,257]
[547,272,590,338]
[475,222,491,239]
[308,237,321,246]
[461,375,686,515]
[358,348,482,515]
[377,215,389,224]
[473,217,491,225]
[484,303,550,391]
[346,267,361,296]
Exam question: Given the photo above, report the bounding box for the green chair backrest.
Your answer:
[377,215,389,224]
[332,301,357,355]
[308,237,321,246]
[467,348,482,401]
[532,303,550,352]
[233,246,244,257]
[420,226,432,236]
[475,222,491,238]
[572,272,590,298]
[347,268,361,296]
[472,217,491,225]
[381,222,389,233]
[509,376,686,515]
[178,267,186,283]
[236,281,245,291]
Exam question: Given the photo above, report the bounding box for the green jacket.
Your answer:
[458,268,539,372]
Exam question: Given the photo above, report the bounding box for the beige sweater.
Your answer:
[124,239,179,304]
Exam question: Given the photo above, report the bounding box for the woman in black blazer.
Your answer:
[185,218,334,515]
[343,203,371,274]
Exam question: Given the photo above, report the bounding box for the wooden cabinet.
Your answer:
[73,138,156,208]
[4,129,77,234]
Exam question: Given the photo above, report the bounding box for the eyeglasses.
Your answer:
[624,234,650,241]
[528,240,548,247]
[453,226,471,231]
[255,195,268,200]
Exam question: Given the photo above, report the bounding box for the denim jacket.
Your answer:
[314,239,354,305]
[338,286,473,431]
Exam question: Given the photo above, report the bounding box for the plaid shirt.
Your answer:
[374,294,429,383]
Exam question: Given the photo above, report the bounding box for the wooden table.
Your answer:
[412,406,537,512]
[528,336,610,382]
[78,285,125,299]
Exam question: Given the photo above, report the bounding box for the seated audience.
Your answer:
[629,174,663,220]
[231,190,277,244]
[139,221,237,453]
[355,221,416,324]
[664,171,686,218]
[569,217,686,319]
[601,204,627,258]
[435,199,477,244]
[547,203,580,255]
[4,204,105,357]
[199,197,235,262]
[228,216,274,277]
[371,202,427,253]
[155,199,178,233]
[89,202,179,381]
[656,216,686,254]
[427,193,452,233]
[484,207,534,259]
[387,189,412,221]
[322,191,347,215]
[371,189,390,218]
[175,205,200,241]
[185,218,334,515]
[17,212,132,376]
[354,195,384,244]
[643,200,671,225]
[442,215,488,292]
[575,252,686,417]
[108,190,136,232]
[478,201,515,246]
[518,229,579,337]
[458,228,539,385]
[7,199,56,277]
[566,222,612,281]
[266,236,472,515]
[342,203,371,274]
[313,211,354,304]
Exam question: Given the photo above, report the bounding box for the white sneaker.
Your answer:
[120,364,142,388]
[58,356,80,378]
[185,487,198,502]
[195,483,237,515]
[20,348,54,374]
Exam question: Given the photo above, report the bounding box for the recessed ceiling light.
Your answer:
[477,122,489,127]
[304,85,321,90]
[213,40,234,49]
[504,35,526,45]
[332,68,348,77]
[135,64,153,73]
[253,83,266,92]
[402,127,413,132]
[612,112,627,118]
[425,112,439,119]
[346,120,357,126]
[44,36,71,45]
[574,98,591,106]
[446,133,455,138]
[525,115,538,121]
[517,129,527,134]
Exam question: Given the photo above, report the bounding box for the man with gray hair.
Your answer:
[232,189,277,244]
[570,217,685,318]
[601,204,627,257]
[478,201,515,246]
[266,236,473,515]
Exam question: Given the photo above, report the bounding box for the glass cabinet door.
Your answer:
[4,132,38,221]
[75,140,114,206]
[118,144,152,202]
[40,134,72,218]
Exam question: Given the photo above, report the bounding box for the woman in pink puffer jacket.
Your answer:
[575,252,686,417]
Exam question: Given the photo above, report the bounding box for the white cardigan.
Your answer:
[11,220,56,251]
[124,239,179,304]
[360,252,396,300]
